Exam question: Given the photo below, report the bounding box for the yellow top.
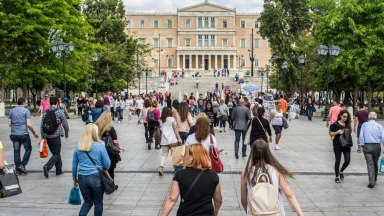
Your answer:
[0,141,3,149]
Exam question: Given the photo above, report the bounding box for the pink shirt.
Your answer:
[145,108,161,122]
[41,99,51,112]
[330,106,343,124]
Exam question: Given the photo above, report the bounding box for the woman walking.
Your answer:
[138,99,151,145]
[212,96,220,129]
[158,107,182,176]
[305,98,315,122]
[185,116,219,155]
[114,95,124,123]
[218,99,229,133]
[249,107,272,145]
[94,112,124,180]
[240,140,304,216]
[125,95,135,123]
[58,98,70,117]
[146,100,161,150]
[227,97,235,129]
[77,95,85,118]
[330,110,352,183]
[204,101,215,135]
[72,124,110,216]
[173,102,194,144]
[161,144,222,216]
[269,101,285,150]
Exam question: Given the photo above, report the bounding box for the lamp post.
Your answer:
[126,66,131,95]
[92,53,99,99]
[51,40,75,104]
[145,69,149,95]
[257,68,270,92]
[298,55,305,103]
[249,28,255,76]
[158,34,163,76]
[282,61,288,93]
[137,67,142,95]
[317,45,340,121]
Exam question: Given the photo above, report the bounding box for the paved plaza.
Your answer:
[1,113,384,215]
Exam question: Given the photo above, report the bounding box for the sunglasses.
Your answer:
[342,115,348,118]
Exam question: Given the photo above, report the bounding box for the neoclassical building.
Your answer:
[125,0,271,74]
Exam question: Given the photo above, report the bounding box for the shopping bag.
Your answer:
[38,139,48,158]
[209,135,224,173]
[154,126,162,147]
[0,172,22,198]
[380,157,384,173]
[171,144,185,167]
[68,186,82,205]
[244,119,253,145]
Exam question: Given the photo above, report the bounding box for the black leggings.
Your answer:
[213,113,219,127]
[334,147,351,177]
[77,107,83,117]
[144,124,150,143]
[148,122,159,143]
[219,117,226,128]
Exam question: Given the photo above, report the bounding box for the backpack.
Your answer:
[147,110,156,123]
[248,173,280,216]
[43,108,59,134]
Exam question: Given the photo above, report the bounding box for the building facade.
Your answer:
[125,0,271,74]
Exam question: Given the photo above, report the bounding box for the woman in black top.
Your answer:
[166,94,172,109]
[160,144,222,216]
[77,95,85,118]
[204,101,215,136]
[330,109,352,183]
[249,107,272,145]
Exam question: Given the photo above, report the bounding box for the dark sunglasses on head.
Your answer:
[342,115,348,118]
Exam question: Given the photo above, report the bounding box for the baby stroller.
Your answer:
[289,103,300,119]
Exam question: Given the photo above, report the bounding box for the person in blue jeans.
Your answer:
[305,98,315,122]
[72,124,111,216]
[8,97,40,174]
[231,99,251,159]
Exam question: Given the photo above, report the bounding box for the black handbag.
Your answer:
[103,131,120,156]
[282,117,289,129]
[85,152,117,195]
[0,170,22,198]
[338,127,353,148]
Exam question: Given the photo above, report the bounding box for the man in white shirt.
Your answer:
[136,96,144,117]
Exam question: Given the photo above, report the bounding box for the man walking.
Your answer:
[34,94,50,117]
[9,98,40,174]
[231,99,251,159]
[196,78,199,88]
[359,112,384,188]
[326,98,343,128]
[354,103,369,153]
[215,82,219,92]
[40,97,69,178]
[136,96,144,117]
[197,94,205,114]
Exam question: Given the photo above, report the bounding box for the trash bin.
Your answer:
[66,98,72,110]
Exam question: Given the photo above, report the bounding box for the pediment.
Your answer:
[178,0,235,12]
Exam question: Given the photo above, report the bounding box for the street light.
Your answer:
[298,54,305,103]
[282,61,288,93]
[257,67,270,92]
[317,45,340,121]
[157,34,163,76]
[92,53,99,99]
[249,28,256,76]
[51,40,75,105]
[137,67,142,95]
[126,66,131,95]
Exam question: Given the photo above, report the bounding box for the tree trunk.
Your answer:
[343,91,351,106]
[22,82,28,98]
[367,76,372,111]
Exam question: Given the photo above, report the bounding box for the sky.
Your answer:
[123,0,264,13]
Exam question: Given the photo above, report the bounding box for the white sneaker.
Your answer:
[129,120,132,123]
[275,145,282,150]
[118,121,121,124]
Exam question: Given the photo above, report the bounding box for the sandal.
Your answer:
[158,167,163,176]
[335,177,341,183]
[156,145,161,150]
[339,172,344,180]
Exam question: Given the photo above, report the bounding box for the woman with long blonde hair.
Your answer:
[95,112,124,180]
[72,124,110,216]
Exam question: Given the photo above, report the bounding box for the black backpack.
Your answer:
[147,111,156,123]
[43,108,59,134]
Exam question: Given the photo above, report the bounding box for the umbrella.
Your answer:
[242,84,260,93]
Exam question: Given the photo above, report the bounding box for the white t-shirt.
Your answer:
[161,117,178,145]
[136,99,144,109]
[185,133,217,153]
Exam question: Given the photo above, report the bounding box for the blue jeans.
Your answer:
[198,107,204,114]
[307,108,313,121]
[234,130,247,156]
[10,134,32,168]
[179,132,189,144]
[78,172,104,216]
[116,108,123,121]
[46,136,62,174]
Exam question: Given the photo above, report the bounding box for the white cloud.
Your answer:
[123,0,264,13]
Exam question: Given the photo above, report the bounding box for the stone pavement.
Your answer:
[1,113,384,215]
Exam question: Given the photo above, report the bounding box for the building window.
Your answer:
[186,19,190,28]
[267,40,271,47]
[240,39,246,47]
[167,58,172,68]
[253,39,260,48]
[198,17,202,28]
[210,35,215,46]
[198,35,202,46]
[167,20,172,28]
[154,20,158,28]
[241,20,245,28]
[140,20,145,28]
[153,39,159,48]
[204,35,209,46]
[140,39,145,45]
[186,39,191,46]
[223,20,227,28]
[241,58,246,67]
[167,39,172,48]
[222,38,228,47]
[211,17,215,28]
[254,20,259,28]
[154,59,159,67]
[204,17,209,28]
[126,20,131,28]
[254,59,259,66]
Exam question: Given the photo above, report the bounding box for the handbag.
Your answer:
[380,157,384,173]
[103,131,120,156]
[0,169,22,198]
[129,106,136,111]
[116,106,121,111]
[154,126,162,147]
[221,115,228,121]
[181,171,203,203]
[68,186,82,205]
[244,118,253,145]
[171,143,185,167]
[336,122,353,148]
[282,117,289,129]
[85,152,118,195]
[209,134,224,173]
[38,139,48,158]
[255,117,269,141]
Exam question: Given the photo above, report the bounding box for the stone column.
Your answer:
[177,54,180,69]
[221,54,224,69]
[201,54,204,70]
[196,54,199,70]
[208,54,211,70]
[189,54,192,69]
[228,54,231,69]
[183,54,186,69]
[233,54,237,69]
[215,54,217,70]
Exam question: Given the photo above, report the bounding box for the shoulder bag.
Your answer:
[85,152,117,195]
[209,134,224,173]
[282,117,289,129]
[256,117,269,142]
[181,170,204,203]
[336,123,353,148]
[103,131,120,156]
[244,118,253,145]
